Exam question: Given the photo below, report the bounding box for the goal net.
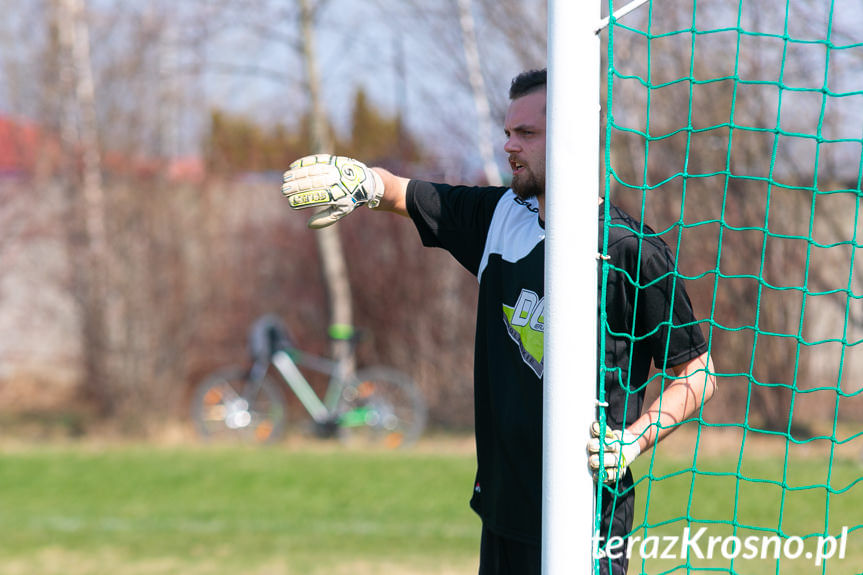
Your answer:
[596,1,863,573]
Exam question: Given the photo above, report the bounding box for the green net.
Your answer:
[597,1,863,573]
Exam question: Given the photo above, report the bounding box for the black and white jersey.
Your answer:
[407,180,707,545]
[601,203,708,431]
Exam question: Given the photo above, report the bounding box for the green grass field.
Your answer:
[626,453,863,575]
[0,440,480,575]
[0,436,858,575]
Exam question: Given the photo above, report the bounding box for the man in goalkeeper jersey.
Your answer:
[282,68,717,575]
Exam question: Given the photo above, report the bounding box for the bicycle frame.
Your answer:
[253,342,358,426]
[270,350,330,423]
[192,317,426,446]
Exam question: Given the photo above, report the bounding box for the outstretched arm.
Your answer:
[371,167,411,217]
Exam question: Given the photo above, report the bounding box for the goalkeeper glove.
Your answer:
[587,421,642,483]
[282,154,384,229]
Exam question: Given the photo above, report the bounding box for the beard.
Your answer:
[511,169,545,201]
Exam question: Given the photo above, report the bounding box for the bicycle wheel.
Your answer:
[190,367,287,444]
[337,367,427,449]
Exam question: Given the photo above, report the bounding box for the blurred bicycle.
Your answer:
[190,315,427,448]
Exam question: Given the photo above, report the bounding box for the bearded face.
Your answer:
[503,89,546,203]
[510,157,545,201]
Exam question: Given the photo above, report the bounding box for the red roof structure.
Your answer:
[0,116,42,176]
[0,114,203,182]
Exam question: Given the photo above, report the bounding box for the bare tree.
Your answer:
[298,0,356,367]
[457,0,502,186]
[53,0,113,415]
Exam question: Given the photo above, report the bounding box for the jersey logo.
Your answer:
[513,195,539,214]
[502,289,544,378]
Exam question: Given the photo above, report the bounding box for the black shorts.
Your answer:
[477,473,634,575]
[478,525,540,575]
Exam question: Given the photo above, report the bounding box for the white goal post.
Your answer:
[543,1,601,573]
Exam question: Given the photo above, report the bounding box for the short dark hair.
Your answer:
[509,68,547,100]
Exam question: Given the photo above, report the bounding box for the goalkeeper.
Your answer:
[282,68,716,575]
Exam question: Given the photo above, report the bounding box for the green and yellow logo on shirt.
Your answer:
[502,289,544,378]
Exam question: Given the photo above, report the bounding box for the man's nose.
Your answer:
[504,137,519,153]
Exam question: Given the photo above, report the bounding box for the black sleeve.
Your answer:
[406,180,508,276]
[636,240,708,369]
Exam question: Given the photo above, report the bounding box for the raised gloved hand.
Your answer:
[587,421,642,483]
[282,154,384,229]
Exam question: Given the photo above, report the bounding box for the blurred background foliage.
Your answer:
[0,0,861,440]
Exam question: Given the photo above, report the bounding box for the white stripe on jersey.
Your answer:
[477,190,545,283]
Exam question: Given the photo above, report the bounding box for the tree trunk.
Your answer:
[54,0,113,415]
[299,0,355,369]
[457,0,502,186]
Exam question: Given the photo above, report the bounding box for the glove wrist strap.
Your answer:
[366,168,385,209]
[621,429,642,466]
